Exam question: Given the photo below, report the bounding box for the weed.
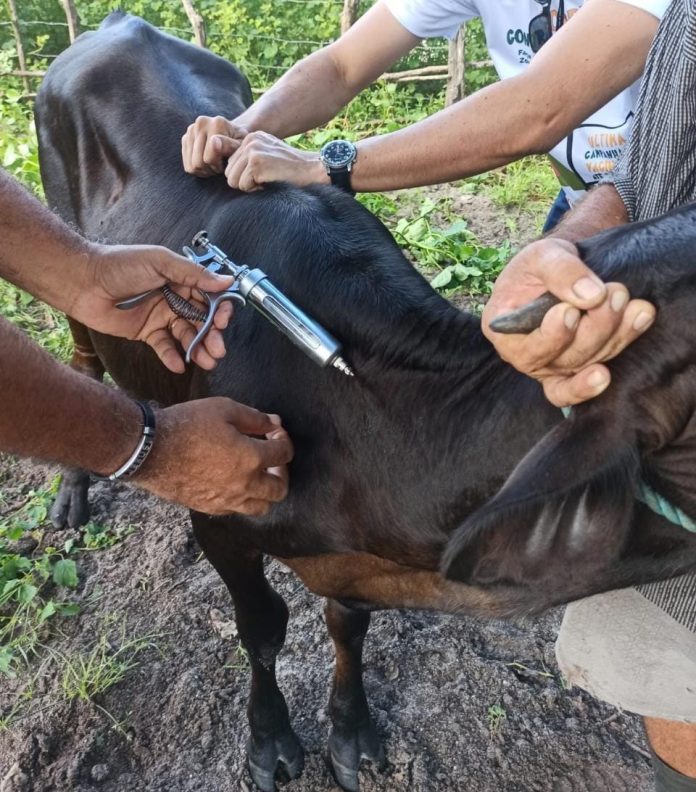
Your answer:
[224,643,250,672]
[81,521,135,551]
[487,703,507,734]
[389,198,511,296]
[0,476,80,677]
[57,626,160,703]
[0,280,72,362]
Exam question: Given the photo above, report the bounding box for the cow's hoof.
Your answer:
[50,470,91,529]
[247,729,304,792]
[328,721,385,792]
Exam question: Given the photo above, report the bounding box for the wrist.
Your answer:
[129,404,174,486]
[89,397,145,476]
[92,401,157,481]
[60,241,101,319]
[310,157,331,186]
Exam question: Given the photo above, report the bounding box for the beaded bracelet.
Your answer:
[93,401,156,481]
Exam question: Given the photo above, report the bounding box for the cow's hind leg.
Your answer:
[325,599,385,792]
[191,513,304,792]
[50,319,104,529]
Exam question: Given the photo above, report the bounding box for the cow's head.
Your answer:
[442,203,696,603]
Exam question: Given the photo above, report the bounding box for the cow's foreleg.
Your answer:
[191,513,304,792]
[325,599,384,792]
[50,319,104,529]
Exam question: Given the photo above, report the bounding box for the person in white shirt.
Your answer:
[181,0,667,229]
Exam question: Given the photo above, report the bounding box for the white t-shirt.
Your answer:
[384,0,669,203]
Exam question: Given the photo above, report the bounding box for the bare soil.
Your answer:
[0,193,654,792]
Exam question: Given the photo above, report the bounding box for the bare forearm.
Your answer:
[548,184,629,243]
[235,49,359,138]
[0,316,140,475]
[351,76,559,191]
[0,169,90,313]
[234,2,418,139]
[350,61,639,193]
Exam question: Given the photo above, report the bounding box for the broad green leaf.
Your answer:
[18,583,38,604]
[38,600,57,623]
[442,221,469,237]
[454,264,483,280]
[2,579,21,595]
[430,268,454,289]
[2,145,17,167]
[0,647,16,677]
[52,559,78,588]
[6,524,24,541]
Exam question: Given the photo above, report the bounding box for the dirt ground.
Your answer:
[0,192,656,792]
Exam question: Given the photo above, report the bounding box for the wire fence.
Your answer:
[0,1,490,101]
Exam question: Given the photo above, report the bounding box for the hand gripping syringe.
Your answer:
[117,231,354,376]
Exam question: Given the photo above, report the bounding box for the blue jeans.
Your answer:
[542,189,571,234]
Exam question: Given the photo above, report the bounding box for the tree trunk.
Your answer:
[341,0,360,34]
[181,0,206,48]
[445,25,466,106]
[5,0,29,93]
[61,0,80,42]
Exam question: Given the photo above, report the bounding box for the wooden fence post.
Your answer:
[61,0,80,42]
[445,25,466,106]
[341,0,360,34]
[5,0,29,92]
[181,0,206,48]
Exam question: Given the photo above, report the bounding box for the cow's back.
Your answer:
[35,11,252,242]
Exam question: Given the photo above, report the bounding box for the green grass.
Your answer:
[482,157,559,212]
[0,475,139,729]
[0,281,72,361]
[57,623,160,704]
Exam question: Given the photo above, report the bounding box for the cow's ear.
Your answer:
[442,410,640,587]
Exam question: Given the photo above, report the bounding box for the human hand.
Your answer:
[181,115,249,176]
[482,238,656,407]
[224,131,329,191]
[135,398,293,516]
[70,243,235,373]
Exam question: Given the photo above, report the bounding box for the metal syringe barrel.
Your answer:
[236,268,344,369]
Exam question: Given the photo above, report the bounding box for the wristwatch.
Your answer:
[319,139,357,194]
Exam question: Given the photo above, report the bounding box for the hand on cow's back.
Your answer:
[181,115,249,176]
[181,113,328,190]
[223,131,329,192]
[133,398,294,516]
[482,238,656,408]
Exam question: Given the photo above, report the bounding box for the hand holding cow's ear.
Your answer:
[482,238,656,407]
[70,243,235,373]
[181,115,249,176]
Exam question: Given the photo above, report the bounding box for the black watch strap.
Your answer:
[328,166,354,195]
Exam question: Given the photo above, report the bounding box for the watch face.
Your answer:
[321,140,356,169]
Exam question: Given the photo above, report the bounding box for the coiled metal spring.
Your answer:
[161,284,208,323]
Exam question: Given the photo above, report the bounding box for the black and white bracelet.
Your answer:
[94,401,156,481]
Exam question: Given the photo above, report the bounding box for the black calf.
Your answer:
[35,13,696,790]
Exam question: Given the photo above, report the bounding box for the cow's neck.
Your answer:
[321,305,560,566]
